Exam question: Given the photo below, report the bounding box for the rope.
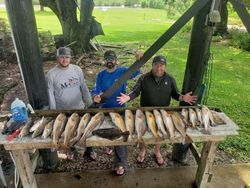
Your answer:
[202,51,214,105]
[9,152,19,188]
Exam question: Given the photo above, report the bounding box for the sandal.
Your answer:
[103,147,114,155]
[154,153,164,166]
[114,166,125,176]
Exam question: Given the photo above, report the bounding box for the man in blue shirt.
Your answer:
[92,50,141,176]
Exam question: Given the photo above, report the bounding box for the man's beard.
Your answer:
[106,62,115,69]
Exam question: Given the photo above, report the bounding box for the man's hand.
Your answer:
[93,93,103,103]
[134,50,143,60]
[181,91,197,105]
[117,93,130,105]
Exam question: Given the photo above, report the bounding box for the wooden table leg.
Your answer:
[195,141,219,188]
[11,150,38,188]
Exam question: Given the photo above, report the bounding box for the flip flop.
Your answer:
[114,166,125,176]
[154,154,164,166]
[103,147,114,155]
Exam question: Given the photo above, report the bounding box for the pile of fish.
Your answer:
[16,106,224,153]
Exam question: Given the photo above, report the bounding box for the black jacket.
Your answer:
[129,71,181,107]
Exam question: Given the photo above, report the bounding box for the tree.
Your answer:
[214,0,229,36]
[39,0,104,53]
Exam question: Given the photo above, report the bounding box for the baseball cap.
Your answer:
[104,50,117,61]
[152,55,167,65]
[57,47,71,57]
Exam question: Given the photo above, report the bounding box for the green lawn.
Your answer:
[0,7,249,160]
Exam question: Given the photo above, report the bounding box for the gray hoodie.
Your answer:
[46,64,92,110]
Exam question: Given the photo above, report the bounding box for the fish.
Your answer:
[75,112,105,151]
[52,113,67,150]
[60,113,80,153]
[125,110,135,139]
[32,117,52,138]
[41,120,54,139]
[201,106,215,134]
[145,111,160,139]
[19,119,34,138]
[211,110,225,125]
[153,110,168,139]
[109,112,127,132]
[195,108,203,126]
[160,110,175,140]
[135,110,147,143]
[189,108,200,128]
[181,108,189,121]
[92,128,129,142]
[70,113,91,145]
[171,112,192,143]
[30,117,45,132]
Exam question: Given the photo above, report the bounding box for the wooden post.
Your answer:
[230,0,250,33]
[5,0,48,109]
[195,141,219,188]
[180,0,213,105]
[11,150,38,188]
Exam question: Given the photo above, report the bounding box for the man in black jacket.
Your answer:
[117,55,196,165]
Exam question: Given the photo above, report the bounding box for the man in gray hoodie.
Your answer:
[47,47,92,109]
[43,47,94,168]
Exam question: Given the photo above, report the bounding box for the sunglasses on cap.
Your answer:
[104,55,116,62]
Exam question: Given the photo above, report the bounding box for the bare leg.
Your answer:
[137,142,146,163]
[154,144,164,165]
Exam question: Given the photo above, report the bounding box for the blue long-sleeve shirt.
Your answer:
[92,66,140,108]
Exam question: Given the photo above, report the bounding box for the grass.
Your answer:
[0,7,249,161]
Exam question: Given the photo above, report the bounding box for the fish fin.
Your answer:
[122,131,130,142]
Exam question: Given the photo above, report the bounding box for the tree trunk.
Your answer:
[5,0,48,109]
[80,0,94,52]
[40,0,96,53]
[214,0,228,36]
[40,5,44,11]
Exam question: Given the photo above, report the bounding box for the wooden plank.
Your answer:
[230,0,250,33]
[180,0,213,105]
[195,141,219,188]
[31,150,40,173]
[11,150,38,188]
[2,133,227,151]
[190,143,201,164]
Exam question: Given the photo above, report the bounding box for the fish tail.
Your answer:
[59,144,71,155]
[70,137,79,147]
[74,142,86,155]
[74,140,86,151]
[169,136,174,143]
[162,134,168,140]
[51,142,59,152]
